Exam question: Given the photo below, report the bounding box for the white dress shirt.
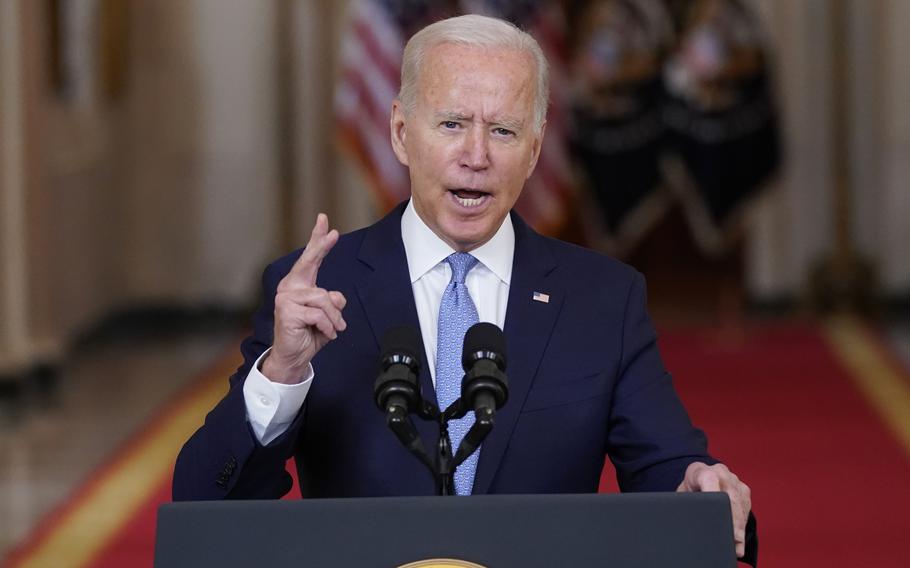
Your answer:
[243,201,514,445]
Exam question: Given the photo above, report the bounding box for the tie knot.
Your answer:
[446,253,478,284]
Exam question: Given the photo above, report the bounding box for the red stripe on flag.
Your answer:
[339,68,394,133]
[351,18,401,88]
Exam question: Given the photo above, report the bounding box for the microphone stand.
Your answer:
[383,398,446,489]
[379,340,506,495]
[435,419,456,496]
[412,398,462,497]
[384,393,498,496]
[434,394,498,496]
[385,403,435,473]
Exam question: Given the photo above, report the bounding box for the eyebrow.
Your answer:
[434,111,470,123]
[493,118,524,131]
[433,111,524,131]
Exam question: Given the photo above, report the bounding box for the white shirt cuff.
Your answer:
[243,348,314,446]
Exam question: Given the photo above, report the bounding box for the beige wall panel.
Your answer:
[0,0,30,371]
[24,0,123,359]
[189,0,281,303]
[881,0,910,290]
[846,0,884,261]
[293,0,376,245]
[747,0,834,298]
[119,0,206,304]
[119,0,281,305]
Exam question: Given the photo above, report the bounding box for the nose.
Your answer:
[459,126,490,171]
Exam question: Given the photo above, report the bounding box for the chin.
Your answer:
[441,220,495,251]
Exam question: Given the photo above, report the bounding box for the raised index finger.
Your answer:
[289,213,339,286]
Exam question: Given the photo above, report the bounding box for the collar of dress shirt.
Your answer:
[401,199,514,285]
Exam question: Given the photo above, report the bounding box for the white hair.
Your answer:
[397,14,549,133]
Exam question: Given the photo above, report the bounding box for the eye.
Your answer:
[493,127,515,137]
[441,120,460,129]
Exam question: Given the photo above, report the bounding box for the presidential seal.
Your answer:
[397,559,488,568]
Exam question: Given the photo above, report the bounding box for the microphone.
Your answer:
[452,323,509,467]
[451,322,508,467]
[374,325,423,414]
[374,325,434,473]
[461,322,509,416]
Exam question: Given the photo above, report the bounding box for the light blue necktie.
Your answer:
[435,252,480,495]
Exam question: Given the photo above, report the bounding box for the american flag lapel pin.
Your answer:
[532,291,550,304]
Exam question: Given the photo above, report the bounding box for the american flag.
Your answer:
[532,291,550,303]
[335,0,576,235]
[335,0,416,210]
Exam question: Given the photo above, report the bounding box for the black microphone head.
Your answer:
[376,325,423,412]
[380,325,423,371]
[462,322,506,370]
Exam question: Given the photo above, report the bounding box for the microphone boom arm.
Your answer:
[451,402,494,467]
[386,403,435,472]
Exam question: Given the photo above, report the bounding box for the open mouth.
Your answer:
[449,189,490,208]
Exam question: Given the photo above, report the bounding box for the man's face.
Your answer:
[390,43,545,251]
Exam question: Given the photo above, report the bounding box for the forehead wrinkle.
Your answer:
[482,72,534,131]
[419,45,538,130]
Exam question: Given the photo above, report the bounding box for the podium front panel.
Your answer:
[155,493,736,567]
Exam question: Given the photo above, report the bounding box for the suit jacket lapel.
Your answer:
[472,212,562,494]
[354,202,439,476]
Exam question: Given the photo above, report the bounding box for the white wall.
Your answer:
[190,0,281,302]
[0,0,30,372]
[880,0,910,290]
[121,0,282,305]
[748,0,910,299]
[747,0,834,299]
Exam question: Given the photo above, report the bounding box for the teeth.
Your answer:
[454,194,485,207]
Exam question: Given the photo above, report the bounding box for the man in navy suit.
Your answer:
[174,14,753,561]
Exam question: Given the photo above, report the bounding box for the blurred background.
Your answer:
[1,0,908,566]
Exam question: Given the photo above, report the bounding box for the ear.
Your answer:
[525,120,547,179]
[390,100,410,167]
